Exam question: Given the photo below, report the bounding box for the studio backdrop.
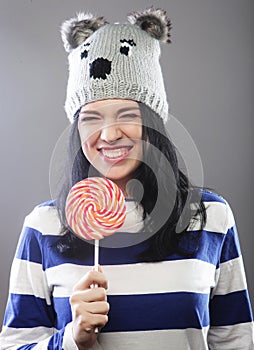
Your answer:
[0,0,253,325]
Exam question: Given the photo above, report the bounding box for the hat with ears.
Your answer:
[61,7,171,123]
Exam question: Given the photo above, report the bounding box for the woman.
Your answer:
[0,8,253,350]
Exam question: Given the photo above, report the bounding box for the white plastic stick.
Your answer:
[94,239,99,272]
[94,239,99,333]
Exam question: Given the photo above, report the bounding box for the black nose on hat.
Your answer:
[90,57,112,80]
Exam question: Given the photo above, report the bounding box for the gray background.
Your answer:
[0,0,253,326]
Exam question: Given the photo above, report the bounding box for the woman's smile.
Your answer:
[99,146,132,162]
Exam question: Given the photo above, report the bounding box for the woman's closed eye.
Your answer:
[79,115,101,122]
[119,113,141,120]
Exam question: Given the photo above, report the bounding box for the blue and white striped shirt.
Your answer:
[0,190,253,349]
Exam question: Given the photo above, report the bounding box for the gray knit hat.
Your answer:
[61,7,171,123]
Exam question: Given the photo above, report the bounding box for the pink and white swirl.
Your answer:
[65,177,126,240]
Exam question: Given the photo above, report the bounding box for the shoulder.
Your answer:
[201,189,227,204]
[192,189,235,233]
[23,199,62,236]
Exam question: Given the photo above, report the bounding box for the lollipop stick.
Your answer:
[94,239,99,334]
[94,239,99,272]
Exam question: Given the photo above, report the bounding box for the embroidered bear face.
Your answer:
[77,26,138,81]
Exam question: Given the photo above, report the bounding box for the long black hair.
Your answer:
[55,102,206,261]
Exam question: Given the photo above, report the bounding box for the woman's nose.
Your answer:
[100,122,122,143]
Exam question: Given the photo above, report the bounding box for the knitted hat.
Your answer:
[61,7,171,123]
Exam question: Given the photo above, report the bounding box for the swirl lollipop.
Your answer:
[65,177,126,332]
[65,176,126,268]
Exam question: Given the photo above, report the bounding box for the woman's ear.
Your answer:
[127,6,172,43]
[61,12,108,53]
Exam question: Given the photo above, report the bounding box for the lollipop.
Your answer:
[65,177,126,331]
[65,176,126,268]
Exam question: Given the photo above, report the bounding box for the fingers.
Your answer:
[70,290,110,332]
[70,288,110,334]
[70,287,107,303]
[72,299,110,316]
[73,268,108,291]
[86,300,110,315]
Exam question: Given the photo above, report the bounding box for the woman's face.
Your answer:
[78,99,143,191]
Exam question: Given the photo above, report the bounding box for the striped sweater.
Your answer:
[0,190,253,350]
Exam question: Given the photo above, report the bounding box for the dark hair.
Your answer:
[55,103,206,261]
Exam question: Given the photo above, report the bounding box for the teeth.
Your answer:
[101,148,129,159]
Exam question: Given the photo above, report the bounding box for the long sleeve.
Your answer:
[207,202,254,349]
[0,205,102,350]
[0,224,69,349]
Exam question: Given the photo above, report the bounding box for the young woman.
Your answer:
[0,8,253,350]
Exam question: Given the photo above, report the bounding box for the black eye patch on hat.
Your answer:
[81,43,90,59]
[120,39,137,56]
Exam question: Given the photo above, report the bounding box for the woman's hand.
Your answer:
[70,266,109,350]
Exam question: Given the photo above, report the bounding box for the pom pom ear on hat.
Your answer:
[61,12,108,53]
[127,6,172,43]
